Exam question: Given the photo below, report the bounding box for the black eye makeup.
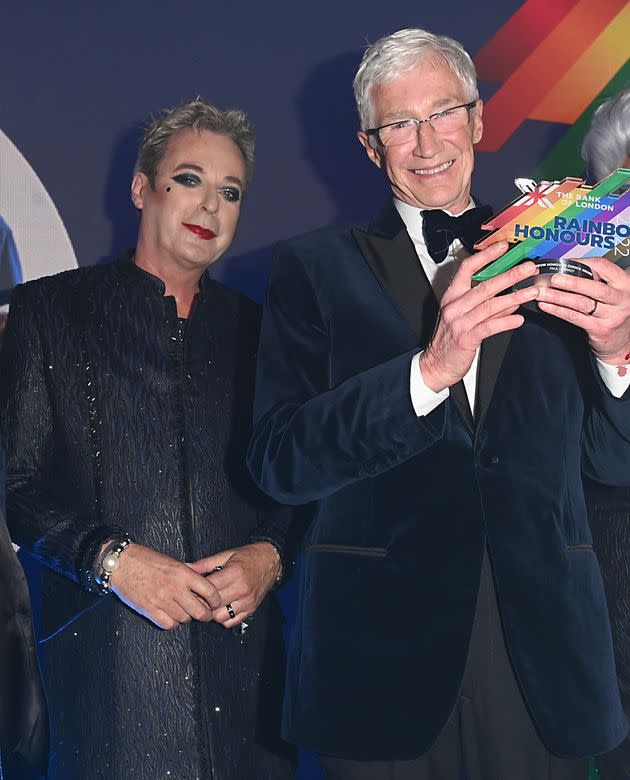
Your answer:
[172,172,202,187]
[219,186,241,203]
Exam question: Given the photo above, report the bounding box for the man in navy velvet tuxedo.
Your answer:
[247,27,630,780]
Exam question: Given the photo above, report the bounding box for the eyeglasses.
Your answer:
[366,101,478,147]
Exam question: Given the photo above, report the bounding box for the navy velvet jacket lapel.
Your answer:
[352,202,484,432]
[352,202,516,435]
[352,202,436,345]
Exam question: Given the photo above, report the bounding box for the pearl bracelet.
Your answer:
[95,535,132,593]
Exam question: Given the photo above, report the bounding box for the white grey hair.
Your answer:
[353,27,479,140]
[581,86,630,182]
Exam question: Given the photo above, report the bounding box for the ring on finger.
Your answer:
[587,299,598,316]
[226,603,236,620]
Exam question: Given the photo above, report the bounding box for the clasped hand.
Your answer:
[110,543,221,630]
[111,542,280,631]
[187,542,281,629]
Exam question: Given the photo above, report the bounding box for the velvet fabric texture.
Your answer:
[247,203,630,762]
[1,255,294,780]
[0,450,49,780]
[587,482,630,779]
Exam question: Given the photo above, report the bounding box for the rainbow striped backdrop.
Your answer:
[474,0,630,179]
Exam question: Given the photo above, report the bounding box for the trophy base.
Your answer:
[514,258,595,312]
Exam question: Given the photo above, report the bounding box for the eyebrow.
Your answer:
[380,97,465,122]
[431,97,462,110]
[173,162,204,173]
[171,163,243,188]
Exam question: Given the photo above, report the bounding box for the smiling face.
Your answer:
[131,127,245,275]
[358,59,483,215]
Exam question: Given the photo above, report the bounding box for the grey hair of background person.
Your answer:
[135,99,256,193]
[581,86,630,183]
[352,27,480,145]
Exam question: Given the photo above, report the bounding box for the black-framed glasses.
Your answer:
[366,101,478,147]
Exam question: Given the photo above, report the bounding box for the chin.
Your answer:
[406,172,468,210]
[424,186,468,212]
[181,245,220,264]
[415,192,460,211]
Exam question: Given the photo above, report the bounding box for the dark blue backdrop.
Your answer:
[1,1,569,295]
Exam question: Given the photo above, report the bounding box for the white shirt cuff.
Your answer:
[410,351,449,416]
[596,357,630,399]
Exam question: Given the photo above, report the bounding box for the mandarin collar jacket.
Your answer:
[1,256,294,780]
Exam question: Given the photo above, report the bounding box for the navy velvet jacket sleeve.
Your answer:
[1,284,124,591]
[247,241,448,505]
[582,356,630,487]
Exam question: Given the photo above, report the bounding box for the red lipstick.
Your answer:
[183,223,216,240]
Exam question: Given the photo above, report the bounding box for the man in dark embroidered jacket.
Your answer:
[1,100,294,780]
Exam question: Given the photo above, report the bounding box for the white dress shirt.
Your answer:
[392,198,630,417]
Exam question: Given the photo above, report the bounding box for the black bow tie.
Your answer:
[421,205,493,263]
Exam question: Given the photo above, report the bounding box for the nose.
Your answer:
[201,189,219,214]
[412,120,444,158]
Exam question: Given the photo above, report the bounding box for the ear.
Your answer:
[358,131,384,170]
[472,100,483,145]
[131,172,148,210]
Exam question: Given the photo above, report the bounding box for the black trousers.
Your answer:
[320,551,590,780]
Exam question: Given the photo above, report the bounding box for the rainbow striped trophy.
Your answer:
[472,169,630,292]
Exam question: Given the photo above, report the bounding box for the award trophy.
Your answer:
[472,169,630,306]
